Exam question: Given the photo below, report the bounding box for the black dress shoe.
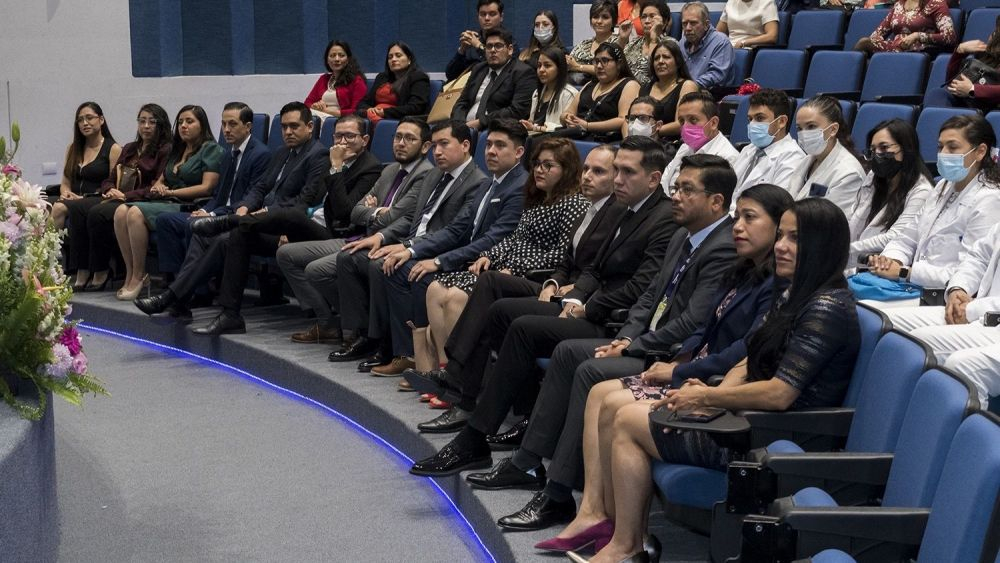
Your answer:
[497,491,576,531]
[167,303,193,323]
[486,418,529,451]
[190,215,237,237]
[403,368,461,401]
[357,352,387,373]
[191,312,246,335]
[409,442,492,477]
[135,291,176,316]
[328,336,378,362]
[417,406,472,433]
[466,457,546,490]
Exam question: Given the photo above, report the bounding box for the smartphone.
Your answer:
[920,288,945,307]
[984,312,1000,327]
[679,407,726,423]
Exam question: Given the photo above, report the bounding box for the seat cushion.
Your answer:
[766,439,805,454]
[812,549,857,563]
[651,461,726,509]
[792,486,839,508]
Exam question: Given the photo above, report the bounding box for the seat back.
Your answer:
[252,113,269,144]
[949,8,965,39]
[960,0,1000,10]
[918,412,1000,563]
[473,130,489,172]
[728,48,755,88]
[844,330,935,453]
[883,368,979,508]
[916,107,981,164]
[922,54,955,107]
[428,80,444,108]
[722,94,752,144]
[573,140,601,164]
[803,51,865,98]
[844,303,892,407]
[318,117,338,147]
[787,11,845,50]
[851,103,915,153]
[843,9,890,50]
[749,49,807,91]
[987,112,1000,145]
[964,9,1000,42]
[267,116,285,151]
[369,119,399,163]
[861,53,928,102]
[776,11,791,47]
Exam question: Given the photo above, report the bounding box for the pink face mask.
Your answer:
[681,123,710,152]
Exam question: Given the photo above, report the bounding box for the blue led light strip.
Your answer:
[78,322,497,563]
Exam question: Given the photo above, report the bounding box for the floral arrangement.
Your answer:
[0,123,107,420]
[737,79,762,96]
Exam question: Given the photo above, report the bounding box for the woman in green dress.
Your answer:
[113,105,223,300]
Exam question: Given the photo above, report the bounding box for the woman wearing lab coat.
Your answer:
[867,114,1000,291]
[786,95,867,216]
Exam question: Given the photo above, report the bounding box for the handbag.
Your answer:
[959,58,1000,86]
[847,271,922,301]
[116,163,141,194]
[428,68,472,123]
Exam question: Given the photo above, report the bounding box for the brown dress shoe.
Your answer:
[290,325,342,344]
[370,357,416,377]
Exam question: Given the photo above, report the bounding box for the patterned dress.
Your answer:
[869,0,956,52]
[624,35,679,86]
[569,34,620,85]
[434,193,590,293]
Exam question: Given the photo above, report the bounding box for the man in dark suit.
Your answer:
[153,102,270,281]
[445,0,506,81]
[408,136,677,476]
[276,117,435,344]
[373,118,528,377]
[329,120,487,366]
[403,144,625,419]
[451,27,537,131]
[492,154,739,532]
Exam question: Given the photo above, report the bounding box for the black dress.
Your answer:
[552,79,633,143]
[640,80,684,144]
[71,137,114,195]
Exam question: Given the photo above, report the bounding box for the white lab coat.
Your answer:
[786,141,867,216]
[949,222,1000,322]
[730,134,806,213]
[527,85,578,132]
[661,133,740,192]
[848,171,935,264]
[881,176,1000,288]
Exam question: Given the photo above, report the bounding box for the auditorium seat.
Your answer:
[801,51,865,98]
[842,8,890,51]
[987,111,1000,145]
[369,119,399,163]
[749,49,807,93]
[573,140,601,164]
[960,0,1000,10]
[963,8,1000,42]
[860,52,928,103]
[473,130,488,171]
[915,106,981,164]
[776,11,791,47]
[727,48,755,89]
[253,113,269,144]
[428,80,444,108]
[319,117,338,147]
[267,117,284,151]
[922,54,954,107]
[721,94,751,143]
[851,103,916,150]
[710,11,722,27]
[786,10,846,51]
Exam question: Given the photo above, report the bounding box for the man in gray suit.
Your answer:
[277,118,435,344]
[330,120,488,365]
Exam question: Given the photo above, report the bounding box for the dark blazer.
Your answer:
[238,138,328,212]
[620,216,738,355]
[391,160,488,245]
[671,274,775,385]
[550,196,628,287]
[356,68,431,119]
[450,60,538,126]
[321,149,383,233]
[412,164,527,271]
[350,158,435,234]
[564,189,678,324]
[203,136,270,215]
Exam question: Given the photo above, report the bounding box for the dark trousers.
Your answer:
[65,197,122,272]
[336,251,391,340]
[169,232,228,301]
[467,312,607,437]
[520,338,645,488]
[216,208,330,315]
[155,211,193,274]
[384,260,435,357]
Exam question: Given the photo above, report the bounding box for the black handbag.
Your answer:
[960,58,1000,86]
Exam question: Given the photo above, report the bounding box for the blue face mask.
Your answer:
[747,118,779,149]
[937,149,974,183]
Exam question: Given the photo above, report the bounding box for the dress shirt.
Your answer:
[680,28,735,89]
[661,133,740,191]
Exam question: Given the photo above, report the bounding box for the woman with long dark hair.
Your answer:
[113,105,223,300]
[536,184,792,555]
[62,103,170,291]
[848,119,934,265]
[519,10,566,67]
[633,40,698,143]
[557,42,640,143]
[51,102,120,230]
[575,198,859,563]
[521,47,578,133]
[305,40,367,118]
[355,41,430,124]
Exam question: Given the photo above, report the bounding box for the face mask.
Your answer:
[937,149,975,183]
[797,124,834,156]
[534,28,554,43]
[869,153,903,179]
[628,119,654,138]
[748,120,776,149]
[681,123,710,152]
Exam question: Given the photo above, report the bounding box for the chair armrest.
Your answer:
[604,308,630,332]
[651,408,753,452]
[741,408,854,450]
[764,452,893,486]
[783,507,929,546]
[804,44,843,56]
[525,269,555,283]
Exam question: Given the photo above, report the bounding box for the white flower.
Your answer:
[10,178,48,210]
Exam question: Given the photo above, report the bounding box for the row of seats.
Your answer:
[651,304,1000,562]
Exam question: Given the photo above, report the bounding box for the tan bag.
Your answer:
[408,323,440,373]
[427,68,472,124]
[116,163,141,194]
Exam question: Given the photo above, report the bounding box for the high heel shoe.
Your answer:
[83,273,110,292]
[568,534,661,563]
[72,273,92,292]
[117,274,149,301]
[536,519,614,552]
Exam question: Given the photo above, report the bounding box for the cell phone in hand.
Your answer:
[678,407,725,423]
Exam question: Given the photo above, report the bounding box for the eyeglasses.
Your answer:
[593,57,616,66]
[334,133,361,142]
[668,184,713,197]
[393,133,421,144]
[628,115,655,124]
[532,160,561,172]
[136,118,158,126]
[77,115,100,124]
[484,42,508,51]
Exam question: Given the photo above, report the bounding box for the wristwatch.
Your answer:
[433,258,442,268]
[898,266,910,281]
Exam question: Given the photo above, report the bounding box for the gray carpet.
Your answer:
[68,291,712,562]
[55,331,486,562]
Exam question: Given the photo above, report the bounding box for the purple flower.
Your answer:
[47,344,72,379]
[71,353,87,375]
[0,219,20,244]
[59,326,82,356]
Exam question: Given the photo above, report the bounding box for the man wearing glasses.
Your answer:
[451,27,538,131]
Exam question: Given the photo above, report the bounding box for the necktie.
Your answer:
[614,209,636,240]
[422,172,453,214]
[572,203,598,258]
[648,239,694,330]
[222,148,241,206]
[383,168,409,206]
[472,179,500,239]
[476,71,500,121]
[276,148,297,183]
[739,148,767,189]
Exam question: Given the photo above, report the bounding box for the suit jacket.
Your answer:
[671,274,775,385]
[350,158,434,234]
[412,164,527,271]
[321,150,383,233]
[390,160,488,245]
[564,189,678,324]
[238,138,328,212]
[550,196,628,287]
[450,60,538,127]
[203,136,270,215]
[620,216,738,354]
[356,68,431,119]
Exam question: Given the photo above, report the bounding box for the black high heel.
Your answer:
[644,534,662,563]
[84,273,111,292]
[71,273,92,292]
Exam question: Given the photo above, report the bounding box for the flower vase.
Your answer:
[0,366,20,397]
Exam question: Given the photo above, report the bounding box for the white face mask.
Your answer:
[797,123,834,156]
[628,119,654,138]
[534,28,554,43]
